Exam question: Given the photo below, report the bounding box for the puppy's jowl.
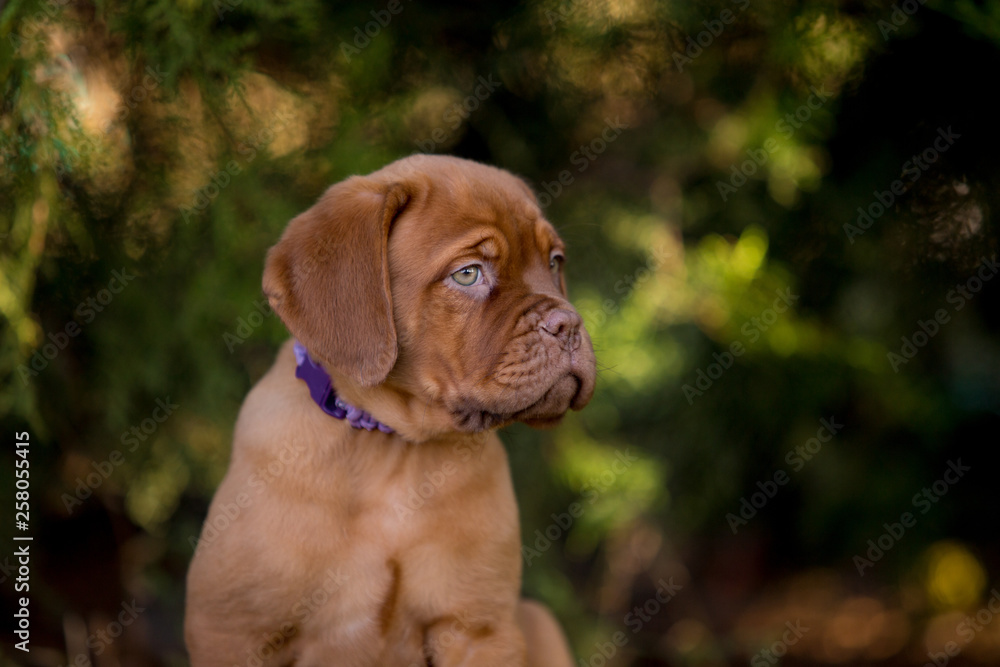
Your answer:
[185,155,597,667]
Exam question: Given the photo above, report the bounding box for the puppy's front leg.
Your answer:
[425,615,527,667]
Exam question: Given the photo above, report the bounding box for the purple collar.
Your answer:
[293,341,394,433]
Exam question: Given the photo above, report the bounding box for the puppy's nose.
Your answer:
[540,308,582,350]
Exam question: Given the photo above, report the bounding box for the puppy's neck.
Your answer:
[293,343,474,444]
[294,341,395,434]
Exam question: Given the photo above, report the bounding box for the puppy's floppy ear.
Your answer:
[263,176,410,387]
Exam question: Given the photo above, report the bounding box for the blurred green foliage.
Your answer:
[2,0,1000,665]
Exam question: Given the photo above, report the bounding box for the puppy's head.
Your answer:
[263,155,596,436]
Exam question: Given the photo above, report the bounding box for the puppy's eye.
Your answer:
[549,253,564,273]
[451,265,481,286]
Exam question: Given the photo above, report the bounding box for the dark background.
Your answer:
[2,0,1000,665]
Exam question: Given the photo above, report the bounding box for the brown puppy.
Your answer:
[185,155,596,666]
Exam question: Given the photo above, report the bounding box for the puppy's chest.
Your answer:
[342,439,494,527]
[297,442,496,563]
[343,439,509,544]
[292,447,508,657]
